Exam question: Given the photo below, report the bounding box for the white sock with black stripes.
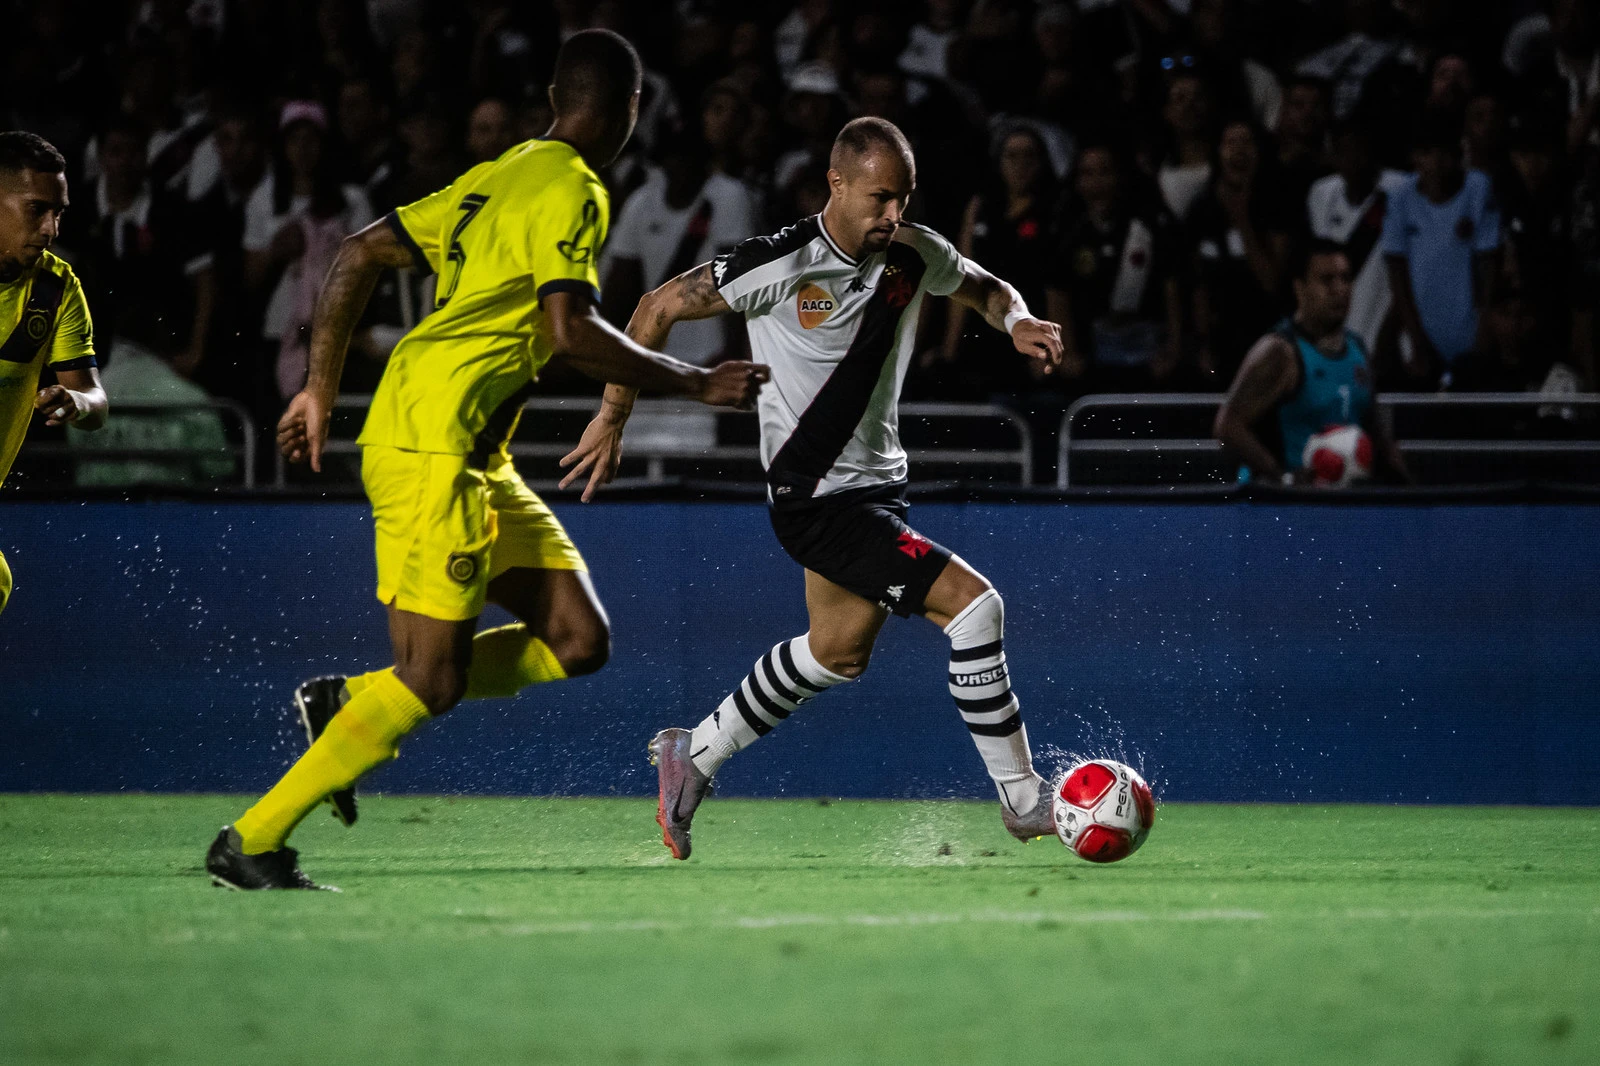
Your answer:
[945,588,1042,815]
[689,633,851,777]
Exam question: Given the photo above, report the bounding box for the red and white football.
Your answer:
[1301,424,1374,487]
[1052,759,1156,863]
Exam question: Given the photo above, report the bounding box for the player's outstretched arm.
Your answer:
[949,259,1063,371]
[550,288,765,499]
[547,288,757,402]
[605,262,736,408]
[279,220,414,471]
[35,366,107,430]
[1213,336,1299,481]
[559,264,739,501]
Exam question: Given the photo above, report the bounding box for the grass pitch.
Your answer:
[2,796,1596,1066]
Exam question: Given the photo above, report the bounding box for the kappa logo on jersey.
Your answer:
[557,199,601,264]
[896,529,933,559]
[796,283,836,329]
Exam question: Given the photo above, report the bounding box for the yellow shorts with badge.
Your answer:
[362,445,587,622]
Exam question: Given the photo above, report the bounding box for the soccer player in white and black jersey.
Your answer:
[561,117,1065,858]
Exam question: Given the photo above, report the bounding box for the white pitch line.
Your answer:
[475,905,1600,938]
[489,908,1268,937]
[1329,906,1600,922]
[12,905,1595,948]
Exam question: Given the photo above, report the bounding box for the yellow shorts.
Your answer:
[362,445,587,622]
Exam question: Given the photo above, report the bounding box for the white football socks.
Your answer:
[945,588,1042,815]
[689,633,850,777]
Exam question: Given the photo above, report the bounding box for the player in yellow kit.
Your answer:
[0,132,108,615]
[205,30,768,889]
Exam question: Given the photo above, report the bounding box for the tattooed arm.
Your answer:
[628,262,732,347]
[593,263,734,415]
[559,262,737,499]
[949,257,1064,371]
[278,220,413,470]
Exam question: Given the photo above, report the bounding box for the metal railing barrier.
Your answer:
[16,398,258,489]
[1056,392,1600,488]
[274,396,1034,490]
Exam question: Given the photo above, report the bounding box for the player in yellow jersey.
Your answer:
[0,132,108,615]
[205,30,769,889]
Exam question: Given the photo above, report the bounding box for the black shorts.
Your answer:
[768,481,952,617]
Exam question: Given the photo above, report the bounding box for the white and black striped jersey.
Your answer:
[712,215,966,501]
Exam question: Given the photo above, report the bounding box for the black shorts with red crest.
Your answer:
[767,480,952,617]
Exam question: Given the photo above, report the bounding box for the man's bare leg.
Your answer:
[387,604,476,715]
[799,568,890,676]
[450,566,612,706]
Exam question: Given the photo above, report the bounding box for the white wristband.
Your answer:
[1003,308,1030,336]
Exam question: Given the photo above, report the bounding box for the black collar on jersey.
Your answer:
[815,214,860,267]
[0,267,67,364]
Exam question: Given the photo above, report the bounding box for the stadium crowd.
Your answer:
[3,0,1598,462]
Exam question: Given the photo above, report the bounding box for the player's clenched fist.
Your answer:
[277,390,332,471]
[1011,318,1063,372]
[695,360,770,410]
[34,384,86,426]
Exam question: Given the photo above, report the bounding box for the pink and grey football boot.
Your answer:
[648,728,715,860]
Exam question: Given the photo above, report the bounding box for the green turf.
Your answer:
[1,796,1596,1066]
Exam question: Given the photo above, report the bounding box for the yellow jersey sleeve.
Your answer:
[386,182,458,276]
[529,174,609,305]
[48,268,95,370]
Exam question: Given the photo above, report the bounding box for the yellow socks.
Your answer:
[342,627,565,706]
[342,669,385,702]
[463,624,567,699]
[236,629,562,853]
[234,669,430,854]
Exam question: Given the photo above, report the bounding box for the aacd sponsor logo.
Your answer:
[796,283,835,329]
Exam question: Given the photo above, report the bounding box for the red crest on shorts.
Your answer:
[896,530,933,559]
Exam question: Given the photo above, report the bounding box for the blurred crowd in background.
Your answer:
[4,0,1599,459]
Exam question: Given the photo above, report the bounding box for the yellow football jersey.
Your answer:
[358,138,610,461]
[0,250,96,485]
